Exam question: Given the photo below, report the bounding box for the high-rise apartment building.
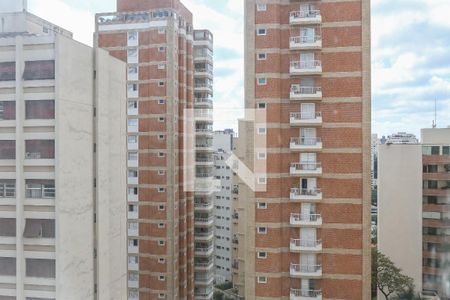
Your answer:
[0,5,127,300]
[193,29,215,299]
[233,1,371,299]
[213,130,235,283]
[378,128,450,299]
[96,1,213,299]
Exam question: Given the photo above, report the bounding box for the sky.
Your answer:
[27,0,450,138]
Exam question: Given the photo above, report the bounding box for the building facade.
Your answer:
[0,8,127,300]
[233,0,371,299]
[378,128,450,299]
[213,130,234,283]
[193,29,215,299]
[385,132,419,144]
[96,1,213,299]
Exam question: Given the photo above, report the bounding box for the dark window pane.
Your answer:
[0,180,15,198]
[25,140,54,159]
[431,146,440,155]
[0,62,16,81]
[0,257,16,276]
[25,100,55,120]
[23,219,55,238]
[0,101,15,120]
[26,258,55,278]
[0,218,16,236]
[0,140,15,159]
[23,60,55,80]
[444,146,450,155]
[25,179,55,199]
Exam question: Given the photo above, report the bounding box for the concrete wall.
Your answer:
[95,48,127,300]
[378,144,423,296]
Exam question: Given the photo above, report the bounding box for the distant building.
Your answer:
[213,130,234,283]
[378,128,450,299]
[386,132,419,144]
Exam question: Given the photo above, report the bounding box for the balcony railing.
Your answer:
[290,239,322,252]
[194,98,213,106]
[290,162,323,176]
[290,10,322,25]
[194,216,214,225]
[290,112,322,125]
[290,288,322,300]
[290,213,322,226]
[290,263,322,277]
[290,188,322,201]
[290,85,322,100]
[194,83,213,90]
[290,35,322,50]
[290,137,323,151]
[290,60,322,75]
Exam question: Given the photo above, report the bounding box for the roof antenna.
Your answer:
[432,98,437,128]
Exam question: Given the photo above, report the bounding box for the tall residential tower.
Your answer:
[234,1,371,299]
[96,1,214,299]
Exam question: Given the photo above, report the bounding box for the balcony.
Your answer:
[290,188,322,202]
[128,141,138,151]
[128,176,138,185]
[290,213,322,227]
[195,230,214,241]
[194,260,214,270]
[196,156,214,166]
[195,274,214,286]
[290,163,322,176]
[195,290,214,300]
[194,201,214,211]
[290,10,322,25]
[290,239,322,252]
[290,138,322,151]
[290,60,322,75]
[195,68,214,78]
[194,83,213,93]
[290,264,322,278]
[128,209,138,220]
[290,35,322,50]
[128,260,138,271]
[290,288,322,300]
[128,243,138,254]
[194,98,213,108]
[194,245,214,256]
[194,216,214,227]
[128,159,138,168]
[195,179,216,195]
[195,109,213,122]
[128,223,139,236]
[290,85,322,101]
[196,143,214,152]
[290,112,322,126]
[196,128,213,137]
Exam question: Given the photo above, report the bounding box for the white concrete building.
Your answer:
[0,6,127,300]
[212,130,234,283]
[385,132,419,144]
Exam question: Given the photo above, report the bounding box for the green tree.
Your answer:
[372,248,415,300]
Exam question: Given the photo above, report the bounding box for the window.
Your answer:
[158,46,165,52]
[159,275,165,281]
[158,81,165,87]
[158,258,165,263]
[128,66,138,80]
[0,101,15,120]
[158,223,165,228]
[25,140,54,159]
[257,152,267,160]
[0,62,16,81]
[257,227,267,234]
[158,99,165,105]
[257,127,266,135]
[127,49,138,63]
[256,28,267,36]
[25,100,54,120]
[158,170,165,175]
[23,60,55,80]
[158,63,166,70]
[257,276,267,283]
[431,146,440,155]
[257,102,266,109]
[257,202,267,209]
[0,257,16,276]
[158,134,165,140]
[158,240,165,246]
[158,152,165,157]
[0,218,16,237]
[0,180,15,198]
[256,4,267,11]
[25,180,55,198]
[158,27,166,34]
[158,294,166,299]
[128,152,138,161]
[26,259,55,278]
[257,77,267,85]
[128,170,138,178]
[257,251,267,259]
[128,119,138,127]
[423,165,438,173]
[257,53,267,60]
[443,146,450,155]
[0,140,15,159]
[23,219,55,238]
[127,32,138,46]
[159,117,165,122]
[128,135,138,144]
[128,255,138,264]
[158,187,165,193]
[159,205,165,211]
